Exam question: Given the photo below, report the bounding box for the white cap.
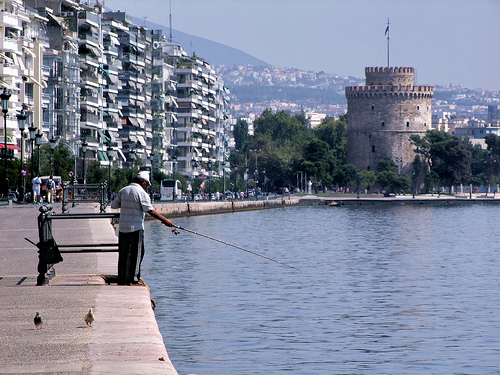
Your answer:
[136,171,150,185]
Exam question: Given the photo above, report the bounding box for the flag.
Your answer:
[385,25,389,35]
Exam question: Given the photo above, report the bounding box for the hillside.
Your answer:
[137,17,271,67]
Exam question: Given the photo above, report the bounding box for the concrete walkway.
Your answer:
[0,202,178,375]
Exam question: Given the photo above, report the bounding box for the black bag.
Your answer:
[36,238,63,264]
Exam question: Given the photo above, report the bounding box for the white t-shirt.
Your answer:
[111,183,154,232]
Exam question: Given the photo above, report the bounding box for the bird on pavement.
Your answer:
[84,308,95,327]
[34,312,43,330]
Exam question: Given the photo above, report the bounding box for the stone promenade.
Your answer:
[0,202,178,375]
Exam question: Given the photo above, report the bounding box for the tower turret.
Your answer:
[345,66,433,175]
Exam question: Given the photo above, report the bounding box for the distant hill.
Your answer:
[134,17,271,67]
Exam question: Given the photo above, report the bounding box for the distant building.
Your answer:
[345,67,433,174]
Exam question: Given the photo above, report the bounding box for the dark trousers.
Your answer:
[117,230,145,285]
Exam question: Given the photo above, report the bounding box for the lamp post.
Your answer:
[191,157,197,201]
[35,130,42,176]
[1,88,11,196]
[49,136,56,177]
[28,124,36,202]
[107,147,113,200]
[17,109,27,203]
[129,149,136,181]
[81,137,88,184]
[412,169,416,198]
[233,164,238,197]
[221,161,226,194]
[207,159,212,201]
[149,151,155,201]
[172,155,177,200]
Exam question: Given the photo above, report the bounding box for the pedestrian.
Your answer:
[46,176,55,204]
[111,171,175,285]
[32,175,41,204]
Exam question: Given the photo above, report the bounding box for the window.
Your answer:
[371,105,374,110]
[372,145,376,153]
[381,121,385,127]
[417,105,420,110]
[406,121,410,127]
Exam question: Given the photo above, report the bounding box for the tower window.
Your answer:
[372,145,376,153]
[406,121,410,127]
[381,121,385,127]
[417,105,420,110]
[371,105,375,110]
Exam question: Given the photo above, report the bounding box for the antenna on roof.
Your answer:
[385,18,390,68]
[169,0,172,42]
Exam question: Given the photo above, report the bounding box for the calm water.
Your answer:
[143,204,500,375]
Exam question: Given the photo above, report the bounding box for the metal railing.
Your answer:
[61,182,108,213]
[26,205,119,285]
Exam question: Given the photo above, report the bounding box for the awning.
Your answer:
[116,148,126,162]
[137,135,147,147]
[0,52,14,65]
[98,129,110,142]
[127,117,139,127]
[0,144,21,150]
[104,92,117,101]
[97,150,109,162]
[136,118,145,129]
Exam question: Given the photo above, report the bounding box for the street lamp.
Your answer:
[49,136,57,177]
[129,149,136,181]
[207,159,212,201]
[172,155,177,200]
[149,151,155,201]
[17,109,27,203]
[81,137,88,184]
[412,169,416,198]
[35,130,43,176]
[1,88,11,196]
[107,146,113,200]
[191,157,197,201]
[29,123,36,179]
[221,161,226,194]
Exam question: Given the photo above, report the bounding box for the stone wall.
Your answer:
[345,67,433,173]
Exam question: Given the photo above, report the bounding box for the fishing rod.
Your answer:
[172,225,300,272]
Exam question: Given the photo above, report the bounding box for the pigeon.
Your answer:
[34,312,43,330]
[84,308,95,327]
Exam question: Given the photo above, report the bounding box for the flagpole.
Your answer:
[386,18,390,68]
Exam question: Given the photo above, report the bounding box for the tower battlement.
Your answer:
[345,85,433,98]
[365,66,415,86]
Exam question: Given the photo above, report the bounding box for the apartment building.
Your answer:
[175,55,231,179]
[0,0,46,162]
[2,2,232,187]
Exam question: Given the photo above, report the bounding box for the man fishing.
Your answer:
[111,171,177,285]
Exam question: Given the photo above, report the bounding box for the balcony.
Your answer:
[0,64,17,77]
[0,12,20,29]
[0,37,19,53]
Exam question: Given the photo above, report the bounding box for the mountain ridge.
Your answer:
[134,16,271,67]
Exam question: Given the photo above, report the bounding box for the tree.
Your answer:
[376,170,411,194]
[411,130,471,192]
[334,164,357,190]
[233,119,249,150]
[360,170,376,191]
[377,157,398,173]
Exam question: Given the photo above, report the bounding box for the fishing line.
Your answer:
[172,225,300,272]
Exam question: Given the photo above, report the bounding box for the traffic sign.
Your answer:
[20,168,29,177]
[68,170,75,177]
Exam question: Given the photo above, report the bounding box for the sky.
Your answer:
[102,0,500,91]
